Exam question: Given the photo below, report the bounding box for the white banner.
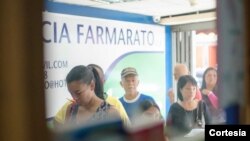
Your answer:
[43,12,166,118]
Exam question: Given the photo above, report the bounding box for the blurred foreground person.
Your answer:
[139,100,163,121]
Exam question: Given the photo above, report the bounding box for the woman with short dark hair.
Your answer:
[166,75,211,138]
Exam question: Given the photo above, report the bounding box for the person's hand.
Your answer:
[201,89,211,96]
[167,88,175,104]
[165,136,170,141]
[195,88,202,101]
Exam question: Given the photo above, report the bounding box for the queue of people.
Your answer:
[52,63,226,140]
[166,64,226,139]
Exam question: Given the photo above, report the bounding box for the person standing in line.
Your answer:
[168,63,202,104]
[200,67,225,124]
[166,75,211,138]
[87,64,130,126]
[119,67,156,121]
[138,100,163,121]
[53,65,121,129]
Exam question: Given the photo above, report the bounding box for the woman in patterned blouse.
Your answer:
[53,65,121,129]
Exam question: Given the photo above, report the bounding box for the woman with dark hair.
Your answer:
[166,75,211,138]
[139,100,163,120]
[200,67,225,124]
[53,65,121,129]
[87,64,130,126]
